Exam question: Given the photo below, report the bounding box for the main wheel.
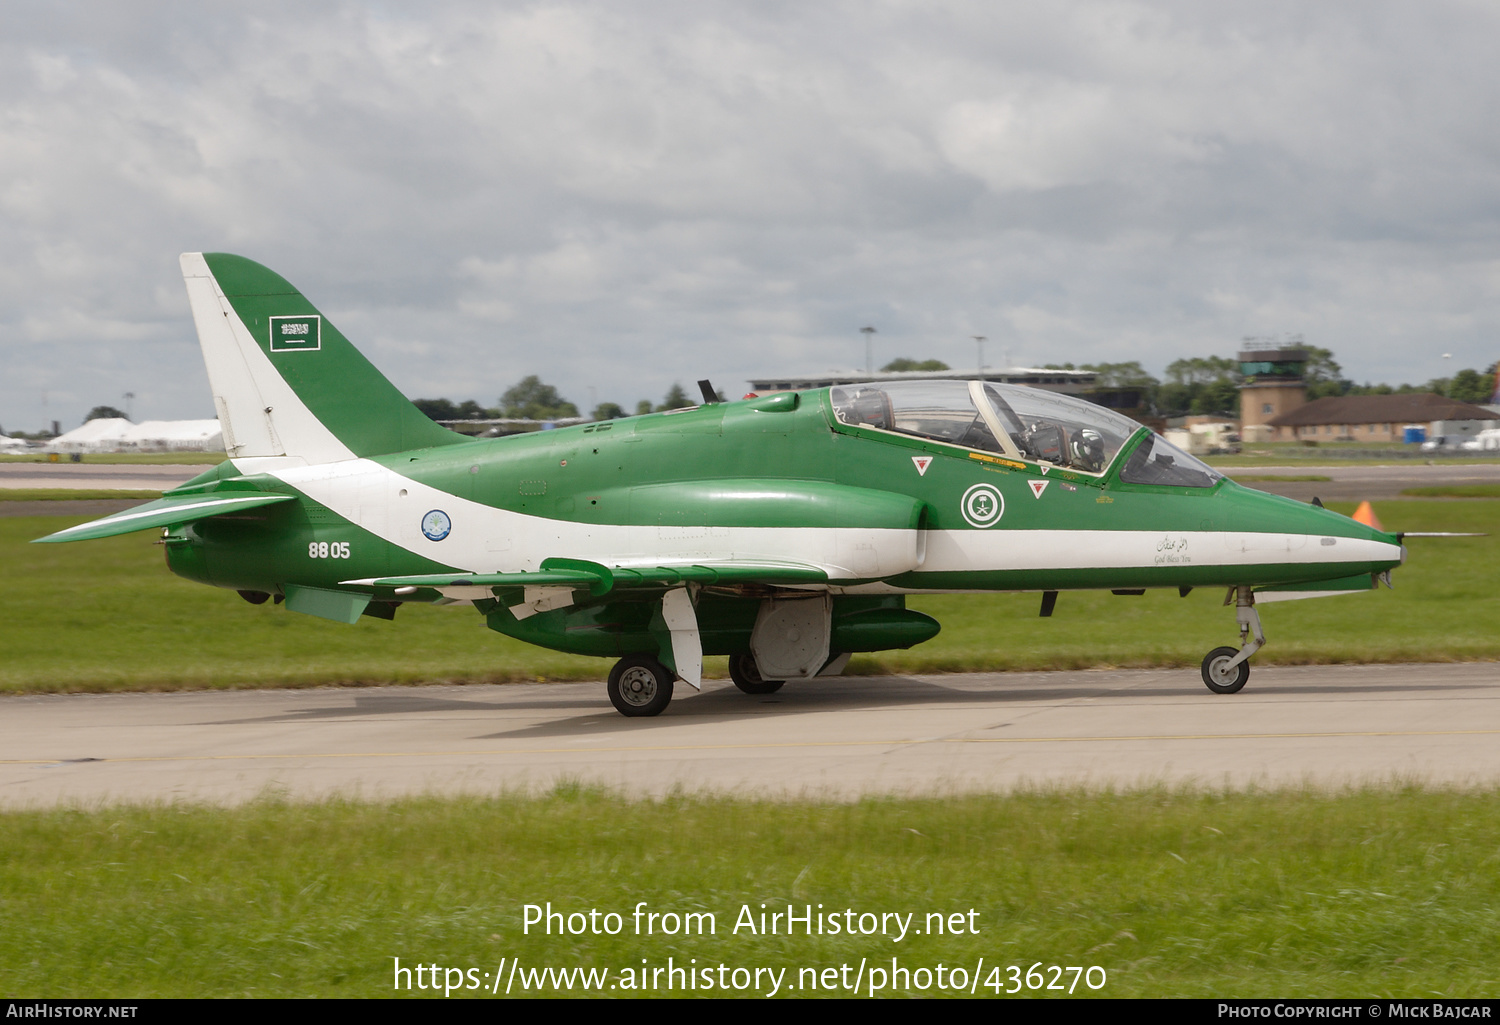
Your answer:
[1200,646,1250,694]
[607,655,675,717]
[728,653,785,695]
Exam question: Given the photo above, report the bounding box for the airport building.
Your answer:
[1237,346,1500,443]
[1261,393,1499,443]
[1238,347,1310,438]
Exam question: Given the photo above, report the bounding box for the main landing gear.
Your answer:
[605,651,790,717]
[1200,585,1264,695]
[727,652,785,695]
[607,655,674,717]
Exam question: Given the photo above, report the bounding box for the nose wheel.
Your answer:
[1201,646,1250,693]
[1201,586,1264,695]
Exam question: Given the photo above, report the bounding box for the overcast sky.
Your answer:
[4,0,1500,430]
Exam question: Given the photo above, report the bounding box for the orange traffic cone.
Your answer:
[1351,501,1384,531]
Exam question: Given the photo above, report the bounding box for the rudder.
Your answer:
[181,252,469,462]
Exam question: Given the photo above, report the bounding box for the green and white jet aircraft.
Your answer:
[38,253,1407,717]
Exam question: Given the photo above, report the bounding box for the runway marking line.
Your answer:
[5,727,1500,766]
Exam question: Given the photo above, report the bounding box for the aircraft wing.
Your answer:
[32,493,298,544]
[353,557,828,596]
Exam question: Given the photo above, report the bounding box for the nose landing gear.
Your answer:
[1201,585,1263,695]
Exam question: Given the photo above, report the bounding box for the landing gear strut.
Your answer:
[1200,585,1264,695]
[607,655,675,717]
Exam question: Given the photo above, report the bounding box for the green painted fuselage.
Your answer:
[158,388,1399,659]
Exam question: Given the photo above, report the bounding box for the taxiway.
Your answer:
[3,663,1497,805]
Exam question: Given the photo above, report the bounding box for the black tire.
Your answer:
[607,655,674,717]
[1200,646,1250,694]
[728,653,785,695]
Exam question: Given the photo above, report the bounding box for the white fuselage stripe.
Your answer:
[260,459,1401,586]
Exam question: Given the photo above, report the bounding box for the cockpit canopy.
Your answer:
[829,379,1222,487]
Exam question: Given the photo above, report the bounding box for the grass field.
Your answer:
[1,787,1496,998]
[0,488,162,502]
[1,499,1495,693]
[1402,485,1500,498]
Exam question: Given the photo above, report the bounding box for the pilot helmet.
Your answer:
[1070,429,1105,472]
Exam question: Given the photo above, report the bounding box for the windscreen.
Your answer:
[829,381,1005,453]
[830,380,1142,475]
[981,384,1140,474]
[1119,433,1223,488]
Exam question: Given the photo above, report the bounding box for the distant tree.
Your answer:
[1080,361,1157,388]
[412,398,457,420]
[413,398,497,421]
[1160,356,1241,417]
[881,357,950,372]
[499,376,579,420]
[592,402,627,421]
[1165,355,1239,387]
[1297,346,1349,399]
[1301,345,1343,385]
[635,399,654,416]
[1192,378,1241,417]
[657,383,693,411]
[1448,369,1492,404]
[85,406,128,422]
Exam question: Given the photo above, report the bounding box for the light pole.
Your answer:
[972,336,986,373]
[861,326,876,375]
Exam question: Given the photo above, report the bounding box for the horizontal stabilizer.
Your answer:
[352,557,828,595]
[32,493,297,544]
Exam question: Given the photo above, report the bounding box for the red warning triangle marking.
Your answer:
[1039,465,1050,475]
[912,456,932,476]
[1029,480,1049,499]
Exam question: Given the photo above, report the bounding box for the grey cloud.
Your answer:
[3,0,1500,430]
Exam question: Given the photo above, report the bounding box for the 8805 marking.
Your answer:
[308,541,351,559]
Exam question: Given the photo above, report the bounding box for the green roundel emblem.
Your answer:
[961,483,1004,528]
[421,509,452,541]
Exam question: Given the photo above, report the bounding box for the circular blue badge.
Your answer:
[421,509,452,541]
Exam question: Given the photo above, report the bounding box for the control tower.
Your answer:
[1238,348,1307,440]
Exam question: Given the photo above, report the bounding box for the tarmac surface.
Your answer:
[0,462,205,490]
[3,663,1498,806]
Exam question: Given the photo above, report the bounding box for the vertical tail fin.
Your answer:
[180,253,469,462]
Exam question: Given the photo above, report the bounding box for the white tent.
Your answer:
[42,418,224,453]
[117,419,223,452]
[0,434,29,451]
[43,418,133,452]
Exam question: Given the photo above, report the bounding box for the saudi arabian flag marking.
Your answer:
[269,315,321,352]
